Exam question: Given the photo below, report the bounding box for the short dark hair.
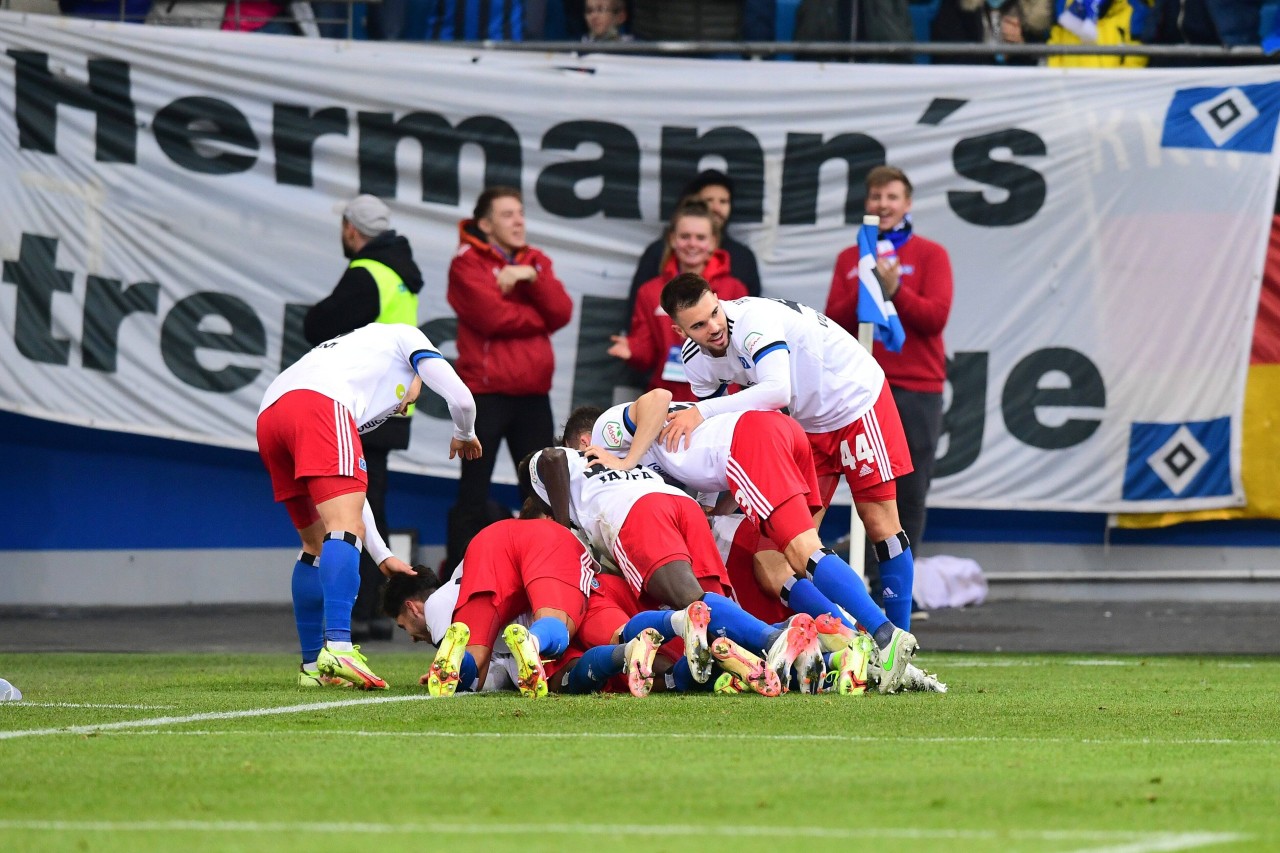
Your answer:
[866,165,913,198]
[380,568,443,619]
[519,495,551,519]
[660,272,713,320]
[682,169,734,200]
[562,406,605,448]
[473,185,522,221]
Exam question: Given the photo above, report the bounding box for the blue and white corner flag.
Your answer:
[857,219,906,352]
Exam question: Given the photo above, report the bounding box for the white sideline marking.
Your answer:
[0,820,1247,849]
[0,702,175,710]
[0,693,473,741]
[96,729,1280,747]
[941,659,1269,669]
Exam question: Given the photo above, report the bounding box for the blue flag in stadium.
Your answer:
[857,223,906,352]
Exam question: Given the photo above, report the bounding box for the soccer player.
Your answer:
[661,274,922,650]
[564,390,917,693]
[256,322,481,689]
[522,442,816,696]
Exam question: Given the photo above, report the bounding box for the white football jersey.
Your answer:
[592,402,740,494]
[680,297,884,433]
[259,323,443,434]
[529,448,690,555]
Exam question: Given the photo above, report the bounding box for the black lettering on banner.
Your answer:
[279,303,313,371]
[273,105,350,187]
[8,50,136,163]
[537,121,642,219]
[660,126,765,222]
[948,129,1047,227]
[2,233,74,365]
[82,276,160,371]
[160,292,266,392]
[153,97,259,175]
[357,112,522,205]
[934,351,988,478]
[1001,347,1105,450]
[779,132,884,225]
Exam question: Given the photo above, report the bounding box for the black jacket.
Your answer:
[626,229,762,316]
[303,230,424,345]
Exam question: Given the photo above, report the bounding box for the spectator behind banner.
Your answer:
[582,0,633,40]
[824,165,952,613]
[445,186,573,574]
[930,0,1054,63]
[423,0,529,38]
[628,170,761,317]
[58,0,151,21]
[1046,0,1155,66]
[221,0,310,33]
[608,201,748,401]
[303,194,424,642]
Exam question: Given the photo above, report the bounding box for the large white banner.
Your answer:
[1,13,1277,512]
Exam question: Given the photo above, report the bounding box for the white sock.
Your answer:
[328,641,354,652]
[670,609,688,637]
[302,663,319,673]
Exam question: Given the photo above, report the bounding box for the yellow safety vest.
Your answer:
[349,257,420,414]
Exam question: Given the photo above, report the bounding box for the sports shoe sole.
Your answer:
[503,623,548,699]
[765,614,818,694]
[683,601,713,683]
[876,629,919,694]
[427,622,470,697]
[814,613,858,654]
[711,637,782,698]
[624,628,662,697]
[317,645,388,690]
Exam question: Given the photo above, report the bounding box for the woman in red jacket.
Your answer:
[609,201,749,401]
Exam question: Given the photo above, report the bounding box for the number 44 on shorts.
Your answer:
[840,435,874,472]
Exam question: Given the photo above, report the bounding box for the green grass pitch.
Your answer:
[1,652,1277,852]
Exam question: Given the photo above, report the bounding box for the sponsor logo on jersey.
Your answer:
[743,331,763,354]
[602,421,624,448]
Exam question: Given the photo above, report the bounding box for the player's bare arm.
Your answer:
[608,387,673,468]
[536,448,575,529]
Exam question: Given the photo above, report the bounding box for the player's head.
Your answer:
[662,273,729,357]
[519,495,551,519]
[561,405,605,450]
[517,449,556,517]
[865,165,913,232]
[380,568,443,642]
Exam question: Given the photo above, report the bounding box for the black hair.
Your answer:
[681,169,734,200]
[561,406,606,448]
[659,271,713,320]
[380,567,443,619]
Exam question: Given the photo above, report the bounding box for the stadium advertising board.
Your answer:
[1,12,1278,512]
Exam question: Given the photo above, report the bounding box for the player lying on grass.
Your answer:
[661,275,921,639]
[563,390,919,694]
[522,440,819,697]
[256,322,481,691]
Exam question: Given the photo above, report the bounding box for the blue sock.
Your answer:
[876,534,915,632]
[319,533,361,643]
[810,552,889,636]
[621,610,675,642]
[785,578,856,630]
[665,657,715,693]
[702,592,775,655]
[529,617,570,657]
[458,652,479,692]
[563,645,625,694]
[290,553,324,664]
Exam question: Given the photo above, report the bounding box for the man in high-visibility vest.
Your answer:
[305,194,425,642]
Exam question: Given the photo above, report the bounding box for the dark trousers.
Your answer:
[446,393,555,571]
[863,386,943,603]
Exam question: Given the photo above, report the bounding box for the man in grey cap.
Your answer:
[304,194,425,642]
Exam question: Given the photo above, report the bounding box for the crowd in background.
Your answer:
[45,0,1280,64]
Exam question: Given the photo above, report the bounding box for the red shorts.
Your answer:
[720,517,792,626]
[452,519,593,649]
[727,411,822,546]
[612,494,731,597]
[257,390,368,526]
[576,574,638,649]
[809,380,913,506]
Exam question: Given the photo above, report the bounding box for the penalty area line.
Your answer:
[0,692,476,741]
[0,820,1248,848]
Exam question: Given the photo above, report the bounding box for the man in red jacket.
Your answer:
[445,186,574,572]
[824,166,953,613]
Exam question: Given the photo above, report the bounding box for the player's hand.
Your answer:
[584,445,631,470]
[875,256,901,299]
[450,437,483,460]
[660,405,703,451]
[606,334,631,361]
[379,556,416,578]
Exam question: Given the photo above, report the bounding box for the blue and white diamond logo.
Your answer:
[1190,87,1259,147]
[1146,424,1208,496]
